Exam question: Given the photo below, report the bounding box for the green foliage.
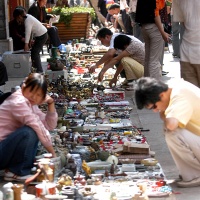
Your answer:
[49,6,96,25]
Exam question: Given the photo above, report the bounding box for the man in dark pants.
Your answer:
[28,0,62,49]
[14,7,48,73]
[9,11,25,51]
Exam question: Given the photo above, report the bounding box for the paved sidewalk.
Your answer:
[1,45,200,199]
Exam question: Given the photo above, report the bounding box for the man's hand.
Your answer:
[162,32,171,43]
[88,63,97,73]
[109,77,117,88]
[24,43,30,51]
[42,23,51,28]
[50,14,56,18]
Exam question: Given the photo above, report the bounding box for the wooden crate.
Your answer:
[55,13,91,43]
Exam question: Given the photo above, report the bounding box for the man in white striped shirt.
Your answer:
[13,7,48,73]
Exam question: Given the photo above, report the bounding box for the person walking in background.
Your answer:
[170,0,184,58]
[135,0,169,79]
[13,7,48,73]
[173,0,200,87]
[28,0,62,49]
[0,73,57,182]
[98,0,107,18]
[119,0,133,35]
[128,0,143,41]
[135,77,200,188]
[80,0,90,7]
[171,20,184,58]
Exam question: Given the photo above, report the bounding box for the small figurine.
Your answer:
[110,160,115,174]
[82,160,91,175]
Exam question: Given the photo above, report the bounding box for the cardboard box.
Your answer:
[2,51,31,78]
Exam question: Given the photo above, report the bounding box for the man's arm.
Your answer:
[89,48,116,73]
[98,50,130,81]
[154,0,169,42]
[101,50,130,74]
[160,111,179,131]
[154,15,169,42]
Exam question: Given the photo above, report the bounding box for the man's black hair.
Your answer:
[13,6,26,18]
[114,34,132,50]
[134,77,168,109]
[96,27,113,39]
[108,3,120,10]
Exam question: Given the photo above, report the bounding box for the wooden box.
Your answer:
[55,13,91,43]
[123,143,150,154]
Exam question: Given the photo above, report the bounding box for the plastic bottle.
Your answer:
[0,191,3,200]
[2,182,13,200]
[4,188,14,200]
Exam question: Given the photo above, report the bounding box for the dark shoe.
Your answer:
[127,80,136,86]
[177,177,200,188]
[172,54,180,58]
[162,71,169,76]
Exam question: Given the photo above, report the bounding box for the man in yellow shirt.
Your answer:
[135,77,200,188]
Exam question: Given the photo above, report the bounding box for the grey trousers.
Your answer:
[129,12,143,42]
[165,128,200,181]
[171,15,184,57]
[141,23,164,79]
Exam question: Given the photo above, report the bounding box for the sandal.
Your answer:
[4,170,32,182]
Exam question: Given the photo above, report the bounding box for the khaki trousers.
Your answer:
[141,23,164,79]
[180,61,200,88]
[165,128,200,181]
[121,57,144,80]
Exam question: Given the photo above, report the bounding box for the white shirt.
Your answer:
[129,0,138,13]
[24,14,47,44]
[120,0,128,10]
[173,0,200,64]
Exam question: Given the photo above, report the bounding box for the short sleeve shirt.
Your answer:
[165,79,200,136]
[125,40,145,65]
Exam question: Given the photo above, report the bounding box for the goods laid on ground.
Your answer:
[0,40,173,200]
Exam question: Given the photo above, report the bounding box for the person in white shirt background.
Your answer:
[13,7,48,73]
[172,0,200,87]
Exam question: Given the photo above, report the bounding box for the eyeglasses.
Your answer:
[148,104,157,110]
